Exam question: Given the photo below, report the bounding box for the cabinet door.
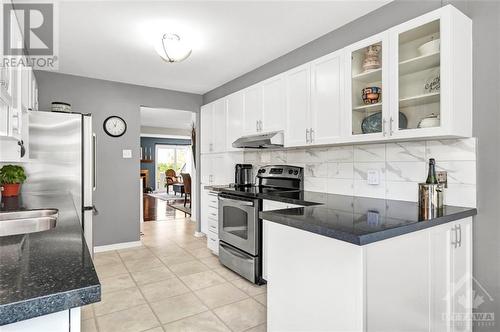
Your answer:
[262,75,285,133]
[390,10,445,139]
[0,96,9,136]
[345,32,389,141]
[450,220,473,332]
[212,99,227,153]
[243,85,263,135]
[200,189,210,234]
[211,155,226,185]
[285,64,310,147]
[200,103,214,153]
[226,92,244,151]
[311,51,344,145]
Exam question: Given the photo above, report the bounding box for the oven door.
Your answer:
[218,194,259,256]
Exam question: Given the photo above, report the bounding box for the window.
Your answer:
[155,145,191,190]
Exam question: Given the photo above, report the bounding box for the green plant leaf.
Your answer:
[0,165,27,184]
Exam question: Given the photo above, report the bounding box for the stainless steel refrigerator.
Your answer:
[23,111,96,253]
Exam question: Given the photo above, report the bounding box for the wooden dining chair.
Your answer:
[180,173,191,208]
[165,169,180,194]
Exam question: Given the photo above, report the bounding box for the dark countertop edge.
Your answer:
[260,208,477,246]
[0,284,101,326]
[258,193,321,206]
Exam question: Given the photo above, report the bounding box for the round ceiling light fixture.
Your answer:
[155,33,192,63]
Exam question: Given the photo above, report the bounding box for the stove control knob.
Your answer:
[260,169,266,173]
[294,170,299,175]
[288,169,293,175]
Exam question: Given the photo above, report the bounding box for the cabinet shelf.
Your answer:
[399,92,440,108]
[399,52,440,76]
[352,68,382,83]
[353,102,382,112]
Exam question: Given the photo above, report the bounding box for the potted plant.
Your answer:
[0,165,27,197]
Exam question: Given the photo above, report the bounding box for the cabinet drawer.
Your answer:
[207,232,219,255]
[208,217,218,232]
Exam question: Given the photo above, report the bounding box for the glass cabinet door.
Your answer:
[396,19,441,132]
[349,37,386,137]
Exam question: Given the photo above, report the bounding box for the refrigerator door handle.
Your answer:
[84,205,99,215]
[92,133,97,191]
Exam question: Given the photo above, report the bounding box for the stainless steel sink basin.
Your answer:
[0,209,58,237]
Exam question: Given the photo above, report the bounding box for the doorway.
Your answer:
[155,144,192,192]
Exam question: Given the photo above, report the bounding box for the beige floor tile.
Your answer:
[130,266,175,285]
[139,277,190,303]
[213,267,244,282]
[162,311,230,332]
[96,304,160,332]
[82,318,98,332]
[150,293,208,324]
[179,270,226,291]
[194,282,248,309]
[187,247,214,259]
[81,304,94,320]
[149,245,187,256]
[253,293,267,307]
[199,256,223,269]
[231,279,267,296]
[213,298,266,332]
[118,248,155,261]
[100,273,136,294]
[244,323,267,332]
[169,260,210,277]
[124,256,164,272]
[93,287,145,316]
[158,252,196,267]
[95,262,128,279]
[93,251,121,267]
[144,328,164,332]
[179,240,206,251]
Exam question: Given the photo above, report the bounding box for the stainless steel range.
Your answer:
[218,165,303,284]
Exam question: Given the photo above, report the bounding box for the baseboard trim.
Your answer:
[194,231,205,238]
[94,241,142,253]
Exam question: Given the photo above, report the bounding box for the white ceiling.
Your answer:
[140,107,193,129]
[52,1,389,94]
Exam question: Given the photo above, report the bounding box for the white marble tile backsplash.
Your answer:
[243,138,477,207]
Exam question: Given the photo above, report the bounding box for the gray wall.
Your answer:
[203,1,500,330]
[35,71,202,246]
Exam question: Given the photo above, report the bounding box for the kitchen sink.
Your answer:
[0,209,58,237]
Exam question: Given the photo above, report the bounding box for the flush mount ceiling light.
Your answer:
[155,33,192,63]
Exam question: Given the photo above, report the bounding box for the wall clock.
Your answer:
[103,116,127,137]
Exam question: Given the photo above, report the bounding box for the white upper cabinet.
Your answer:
[243,85,262,135]
[201,103,214,153]
[262,75,286,133]
[212,98,227,153]
[226,91,244,151]
[310,50,344,145]
[201,5,472,150]
[285,64,310,147]
[345,32,390,142]
[388,5,472,139]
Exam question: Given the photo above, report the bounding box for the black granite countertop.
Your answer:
[205,186,477,246]
[0,193,101,326]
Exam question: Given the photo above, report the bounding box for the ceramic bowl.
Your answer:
[362,87,381,105]
[418,39,440,56]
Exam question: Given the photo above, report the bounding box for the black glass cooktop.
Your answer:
[217,185,298,197]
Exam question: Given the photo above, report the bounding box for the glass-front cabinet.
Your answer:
[345,33,389,140]
[388,6,471,139]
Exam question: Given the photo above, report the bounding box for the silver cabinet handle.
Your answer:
[209,143,213,152]
[92,133,97,191]
[457,224,462,248]
[256,120,259,132]
[310,128,315,143]
[219,197,254,206]
[382,118,387,136]
[389,117,394,136]
[306,128,310,143]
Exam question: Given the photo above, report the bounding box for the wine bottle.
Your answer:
[426,158,438,184]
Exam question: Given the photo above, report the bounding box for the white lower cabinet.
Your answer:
[266,217,472,332]
[202,190,220,255]
[1,307,81,332]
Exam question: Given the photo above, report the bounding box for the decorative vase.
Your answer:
[362,44,381,72]
[2,183,21,197]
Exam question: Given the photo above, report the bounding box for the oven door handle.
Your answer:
[219,197,254,206]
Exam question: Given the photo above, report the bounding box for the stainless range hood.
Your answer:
[232,131,284,149]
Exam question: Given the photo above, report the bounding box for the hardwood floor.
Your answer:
[143,195,189,222]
